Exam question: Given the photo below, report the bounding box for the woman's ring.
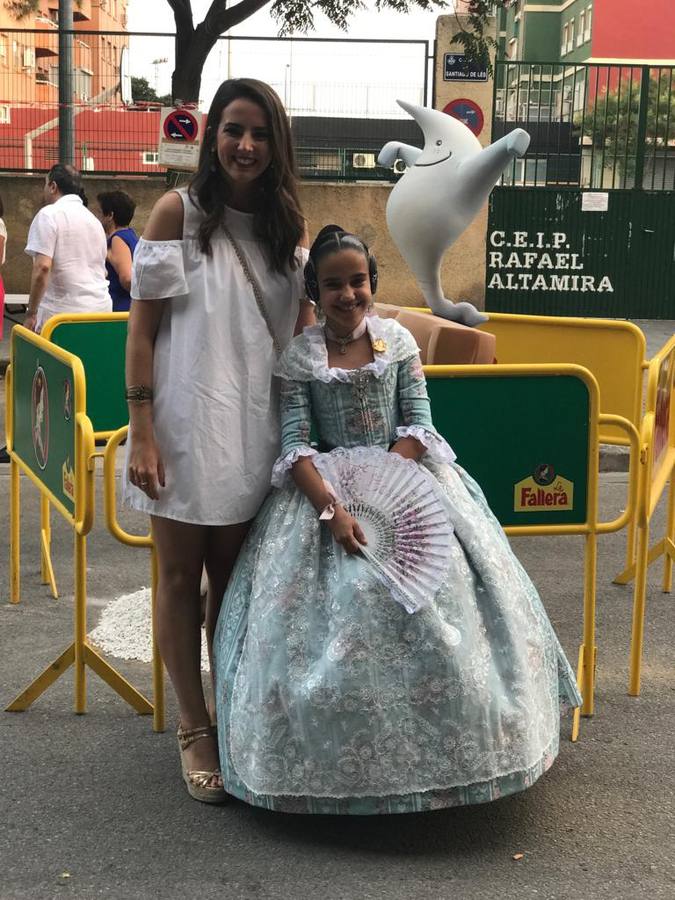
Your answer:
[140,480,149,486]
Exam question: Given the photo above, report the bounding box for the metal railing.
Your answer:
[0,29,430,179]
[493,61,675,190]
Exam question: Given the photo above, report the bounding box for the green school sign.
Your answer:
[486,188,675,319]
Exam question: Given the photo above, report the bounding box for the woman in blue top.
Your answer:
[97,190,139,312]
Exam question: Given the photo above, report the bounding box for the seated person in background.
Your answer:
[97,190,139,312]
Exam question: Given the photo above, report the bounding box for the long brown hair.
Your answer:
[189,78,304,272]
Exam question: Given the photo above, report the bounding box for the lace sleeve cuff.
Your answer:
[395,426,457,465]
[271,446,318,487]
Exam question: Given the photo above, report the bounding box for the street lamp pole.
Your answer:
[58,0,74,165]
[152,57,168,95]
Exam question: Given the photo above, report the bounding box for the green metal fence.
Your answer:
[493,61,675,190]
[488,61,675,318]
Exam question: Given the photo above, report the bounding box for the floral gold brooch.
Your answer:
[371,338,387,354]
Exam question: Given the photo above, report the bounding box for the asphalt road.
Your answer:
[1,459,674,900]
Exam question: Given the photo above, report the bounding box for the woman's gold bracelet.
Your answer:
[125,384,154,404]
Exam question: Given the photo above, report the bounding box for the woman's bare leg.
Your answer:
[151,516,218,778]
[203,521,252,714]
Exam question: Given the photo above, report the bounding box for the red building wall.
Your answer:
[592,0,675,60]
[0,107,162,173]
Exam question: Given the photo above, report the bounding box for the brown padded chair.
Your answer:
[374,303,496,365]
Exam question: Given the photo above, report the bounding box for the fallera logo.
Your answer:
[514,464,574,512]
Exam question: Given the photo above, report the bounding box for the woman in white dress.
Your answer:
[123,79,312,803]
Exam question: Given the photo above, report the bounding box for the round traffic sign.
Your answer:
[443,98,484,136]
[163,109,199,142]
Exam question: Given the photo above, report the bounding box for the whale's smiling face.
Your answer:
[414,142,453,167]
[398,99,483,168]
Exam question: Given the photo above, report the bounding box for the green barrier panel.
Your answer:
[13,330,78,519]
[47,319,128,436]
[427,373,590,528]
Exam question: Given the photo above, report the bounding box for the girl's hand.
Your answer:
[128,431,165,500]
[390,435,425,461]
[328,506,367,555]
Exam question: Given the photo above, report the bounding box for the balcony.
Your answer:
[35,17,59,59]
[36,76,59,104]
[74,0,92,22]
[46,0,92,22]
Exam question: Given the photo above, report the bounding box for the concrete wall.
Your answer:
[0,171,489,309]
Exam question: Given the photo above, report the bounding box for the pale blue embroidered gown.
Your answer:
[214,315,581,815]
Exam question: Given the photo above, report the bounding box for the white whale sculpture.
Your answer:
[378,100,531,327]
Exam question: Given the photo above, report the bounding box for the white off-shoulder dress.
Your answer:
[123,188,306,525]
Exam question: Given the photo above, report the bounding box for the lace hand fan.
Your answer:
[314,447,454,615]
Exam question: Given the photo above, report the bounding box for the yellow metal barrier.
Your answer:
[420,306,675,696]
[478,311,647,578]
[41,312,129,442]
[424,362,640,739]
[37,313,130,595]
[5,326,154,719]
[622,335,675,696]
[8,308,665,728]
[477,312,646,444]
[103,426,165,733]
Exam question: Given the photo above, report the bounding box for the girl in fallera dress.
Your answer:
[213,225,581,814]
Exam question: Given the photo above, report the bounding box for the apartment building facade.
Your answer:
[0,1,134,171]
[497,0,675,64]
[0,0,128,113]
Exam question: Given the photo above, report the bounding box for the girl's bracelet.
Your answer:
[319,501,340,521]
[318,478,341,520]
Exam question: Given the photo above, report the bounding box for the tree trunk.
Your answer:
[172,27,217,104]
[168,0,271,105]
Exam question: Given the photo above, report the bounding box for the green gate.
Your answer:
[487,62,675,319]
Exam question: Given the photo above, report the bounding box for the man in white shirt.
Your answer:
[24,164,111,332]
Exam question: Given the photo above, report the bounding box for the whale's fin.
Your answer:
[378,142,423,169]
[424,297,489,327]
[457,128,531,197]
[416,269,489,327]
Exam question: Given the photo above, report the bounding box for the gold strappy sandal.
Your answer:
[177,724,228,804]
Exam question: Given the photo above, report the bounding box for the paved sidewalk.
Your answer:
[1,468,674,900]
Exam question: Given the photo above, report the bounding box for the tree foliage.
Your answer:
[4,0,40,17]
[164,0,512,103]
[450,1,510,76]
[4,0,83,15]
[576,75,675,181]
[130,76,172,106]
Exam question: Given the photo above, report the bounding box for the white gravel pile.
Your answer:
[89,587,210,671]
